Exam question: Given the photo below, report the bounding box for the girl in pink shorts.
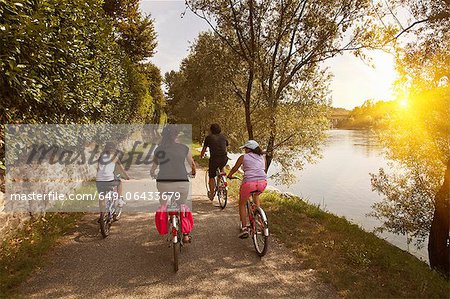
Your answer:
[227,140,267,239]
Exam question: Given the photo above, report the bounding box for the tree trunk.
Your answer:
[265,113,277,172]
[265,134,275,172]
[244,69,254,139]
[428,158,450,276]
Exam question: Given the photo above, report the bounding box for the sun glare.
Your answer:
[399,99,408,108]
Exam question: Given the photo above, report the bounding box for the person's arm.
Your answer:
[150,155,158,178]
[115,157,130,180]
[227,155,244,179]
[200,136,208,158]
[187,150,196,176]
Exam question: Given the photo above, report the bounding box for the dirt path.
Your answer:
[19,168,335,298]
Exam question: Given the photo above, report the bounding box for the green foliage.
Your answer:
[103,0,157,62]
[0,212,84,297]
[228,184,449,298]
[370,4,450,258]
[370,168,435,246]
[140,63,166,123]
[183,0,384,178]
[0,0,165,170]
[166,32,247,143]
[0,0,161,124]
[371,84,450,246]
[167,31,330,183]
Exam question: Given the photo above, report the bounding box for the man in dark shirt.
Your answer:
[200,124,229,200]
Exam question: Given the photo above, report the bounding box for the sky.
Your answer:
[141,0,398,110]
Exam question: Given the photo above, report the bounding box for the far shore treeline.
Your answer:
[329,100,398,130]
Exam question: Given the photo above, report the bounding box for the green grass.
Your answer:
[192,142,209,168]
[0,212,84,297]
[0,182,95,297]
[228,184,449,298]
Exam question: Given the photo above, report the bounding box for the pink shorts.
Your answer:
[239,180,267,200]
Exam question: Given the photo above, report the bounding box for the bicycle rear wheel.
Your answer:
[173,241,180,272]
[252,208,269,256]
[99,212,111,238]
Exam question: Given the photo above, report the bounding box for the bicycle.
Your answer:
[98,175,123,238]
[205,168,228,209]
[153,174,194,272]
[229,176,269,257]
[167,198,184,272]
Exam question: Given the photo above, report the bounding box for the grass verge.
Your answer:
[227,184,449,298]
[192,143,209,168]
[0,213,84,297]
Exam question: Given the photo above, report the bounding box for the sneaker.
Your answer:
[183,234,192,243]
[238,227,249,239]
[208,191,214,201]
[118,197,126,208]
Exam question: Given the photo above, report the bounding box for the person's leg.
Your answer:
[238,182,253,238]
[208,158,217,199]
[208,177,215,196]
[96,182,108,212]
[117,180,123,197]
[238,195,250,239]
[219,155,228,174]
[252,193,260,207]
[239,194,248,227]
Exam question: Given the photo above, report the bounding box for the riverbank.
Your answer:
[226,184,449,298]
[192,144,448,297]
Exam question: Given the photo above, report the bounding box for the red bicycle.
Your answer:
[230,176,269,256]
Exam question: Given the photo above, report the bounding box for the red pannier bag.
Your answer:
[180,204,194,234]
[155,204,168,235]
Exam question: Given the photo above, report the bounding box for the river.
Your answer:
[234,129,428,261]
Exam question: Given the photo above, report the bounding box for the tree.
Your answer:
[0,0,165,179]
[186,0,380,170]
[371,0,449,275]
[140,63,167,123]
[167,31,329,182]
[103,0,157,63]
[165,32,247,143]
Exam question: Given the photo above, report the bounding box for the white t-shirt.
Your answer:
[96,153,116,181]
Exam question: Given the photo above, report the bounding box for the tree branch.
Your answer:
[394,18,430,40]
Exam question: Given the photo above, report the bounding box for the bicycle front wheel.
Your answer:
[252,208,269,257]
[113,206,122,221]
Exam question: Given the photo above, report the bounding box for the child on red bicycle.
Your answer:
[227,140,267,238]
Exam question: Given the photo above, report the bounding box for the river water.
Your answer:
[235,129,428,261]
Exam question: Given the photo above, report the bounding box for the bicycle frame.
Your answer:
[166,199,182,272]
[169,211,180,244]
[205,168,228,209]
[247,197,269,237]
[106,190,118,218]
[216,170,228,191]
